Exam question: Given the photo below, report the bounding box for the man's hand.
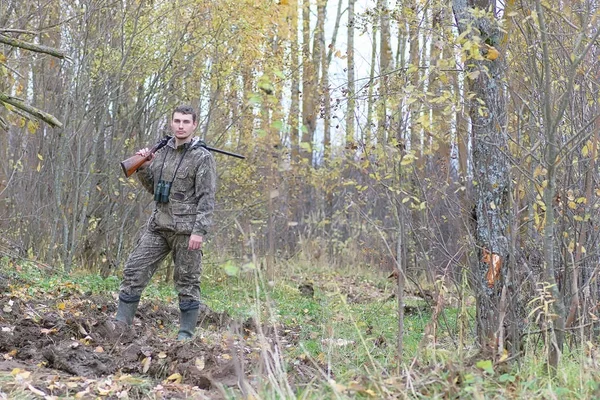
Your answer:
[136,147,155,168]
[188,234,203,250]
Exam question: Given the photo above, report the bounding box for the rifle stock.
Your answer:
[120,154,150,177]
[120,136,170,177]
[120,136,245,177]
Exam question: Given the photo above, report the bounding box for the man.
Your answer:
[115,105,216,340]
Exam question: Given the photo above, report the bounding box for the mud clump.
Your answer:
[43,341,117,377]
[0,294,249,395]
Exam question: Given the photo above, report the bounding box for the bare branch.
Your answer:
[0,28,38,35]
[0,93,63,128]
[0,34,69,60]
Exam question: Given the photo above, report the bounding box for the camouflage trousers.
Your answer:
[119,228,202,310]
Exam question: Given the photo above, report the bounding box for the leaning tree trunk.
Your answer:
[452,0,511,355]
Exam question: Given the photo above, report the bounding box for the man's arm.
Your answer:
[135,148,155,194]
[192,151,217,238]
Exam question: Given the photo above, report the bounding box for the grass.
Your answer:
[4,256,600,398]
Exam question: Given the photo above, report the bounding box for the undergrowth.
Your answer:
[1,256,600,398]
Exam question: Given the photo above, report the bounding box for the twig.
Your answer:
[0,29,38,35]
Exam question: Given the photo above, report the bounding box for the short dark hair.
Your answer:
[172,105,197,123]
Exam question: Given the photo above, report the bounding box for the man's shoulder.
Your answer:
[190,139,214,158]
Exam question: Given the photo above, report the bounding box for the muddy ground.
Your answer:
[0,289,311,399]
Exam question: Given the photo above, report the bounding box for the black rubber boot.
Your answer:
[177,307,199,341]
[115,300,139,325]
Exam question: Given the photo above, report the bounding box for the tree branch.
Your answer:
[0,34,69,60]
[0,93,63,128]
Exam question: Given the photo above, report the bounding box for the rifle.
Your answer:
[120,136,245,177]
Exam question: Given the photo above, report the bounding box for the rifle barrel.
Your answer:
[202,145,246,159]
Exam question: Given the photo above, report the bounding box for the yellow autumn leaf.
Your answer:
[164,373,182,384]
[57,303,66,310]
[141,357,151,373]
[27,120,38,134]
[362,389,377,397]
[485,45,500,60]
[37,153,43,160]
[499,349,509,362]
[568,201,577,210]
[158,352,167,359]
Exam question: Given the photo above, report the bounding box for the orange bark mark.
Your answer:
[482,248,502,288]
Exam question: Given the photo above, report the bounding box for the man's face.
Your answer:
[170,112,198,143]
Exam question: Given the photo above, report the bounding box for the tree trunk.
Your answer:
[346,0,355,144]
[452,0,511,354]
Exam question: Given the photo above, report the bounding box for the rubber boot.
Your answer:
[115,300,139,325]
[177,307,199,341]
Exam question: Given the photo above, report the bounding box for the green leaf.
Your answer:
[222,261,239,277]
[272,120,283,130]
[300,142,311,151]
[476,359,494,374]
[499,374,515,383]
[241,262,256,272]
[249,94,262,105]
[274,69,285,79]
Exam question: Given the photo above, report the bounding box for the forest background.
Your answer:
[2,0,600,397]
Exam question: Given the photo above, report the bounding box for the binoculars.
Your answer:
[154,180,172,203]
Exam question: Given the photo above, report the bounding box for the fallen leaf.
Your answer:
[142,357,151,373]
[164,373,182,384]
[41,328,57,335]
[328,379,347,392]
[75,389,90,398]
[222,354,231,360]
[27,384,46,396]
[195,356,205,371]
[94,346,104,353]
[158,352,167,359]
[57,303,66,310]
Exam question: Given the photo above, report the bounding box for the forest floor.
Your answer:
[0,257,598,399]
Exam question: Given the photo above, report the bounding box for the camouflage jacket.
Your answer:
[136,137,216,236]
